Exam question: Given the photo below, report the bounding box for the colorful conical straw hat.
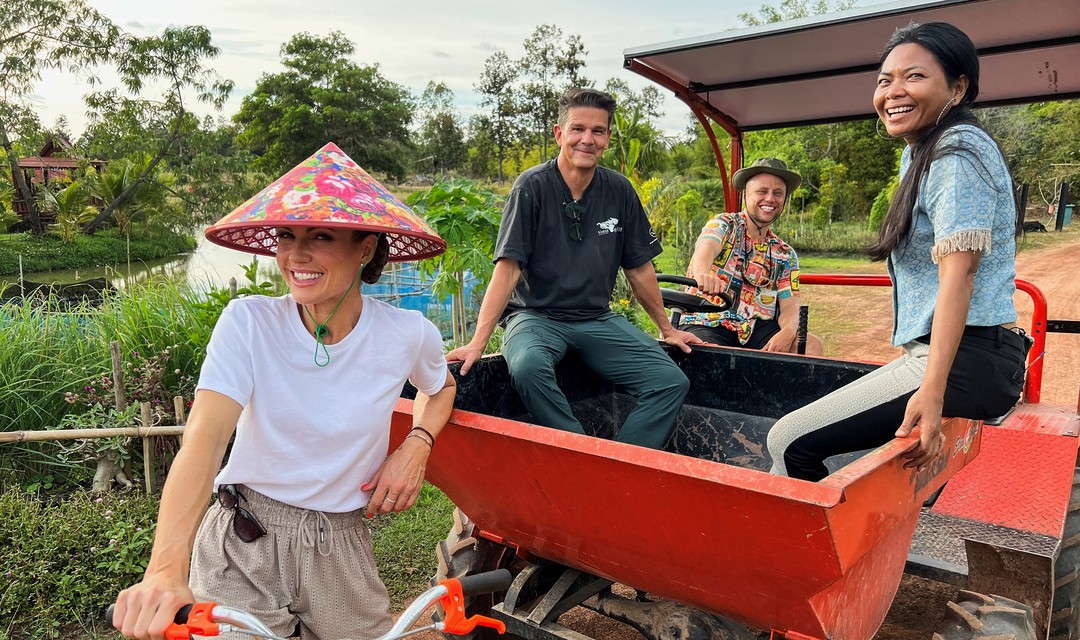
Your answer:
[205,142,446,261]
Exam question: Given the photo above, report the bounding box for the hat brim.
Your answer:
[732,166,802,194]
[205,220,447,262]
[204,142,447,262]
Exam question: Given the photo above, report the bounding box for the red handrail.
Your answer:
[799,274,1046,404]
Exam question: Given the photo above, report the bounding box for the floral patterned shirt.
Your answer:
[681,212,799,344]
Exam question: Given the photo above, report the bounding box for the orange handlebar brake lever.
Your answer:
[438,579,507,635]
[164,602,220,640]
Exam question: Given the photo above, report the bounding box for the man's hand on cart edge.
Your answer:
[896,388,946,470]
[661,326,703,353]
[446,341,486,375]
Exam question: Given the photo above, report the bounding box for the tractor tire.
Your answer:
[932,590,1038,640]
[1050,468,1080,640]
[432,508,517,640]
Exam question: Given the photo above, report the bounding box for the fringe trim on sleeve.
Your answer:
[931,228,992,263]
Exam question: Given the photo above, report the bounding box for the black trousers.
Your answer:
[767,325,1028,481]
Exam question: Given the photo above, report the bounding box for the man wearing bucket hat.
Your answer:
[447,88,701,450]
[678,157,824,356]
[111,143,457,640]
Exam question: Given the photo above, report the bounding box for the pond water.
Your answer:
[1,236,279,292]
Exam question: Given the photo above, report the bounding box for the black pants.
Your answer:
[679,318,782,350]
[767,325,1027,481]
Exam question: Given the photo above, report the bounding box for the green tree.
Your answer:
[87,154,167,237]
[813,160,849,227]
[0,0,120,234]
[81,25,232,234]
[416,82,467,174]
[739,0,857,26]
[406,179,502,347]
[234,31,414,180]
[603,78,665,121]
[475,51,521,182]
[600,109,670,178]
[517,25,589,161]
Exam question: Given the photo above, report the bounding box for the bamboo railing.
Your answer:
[0,340,189,493]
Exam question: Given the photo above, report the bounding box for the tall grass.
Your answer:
[0,278,231,487]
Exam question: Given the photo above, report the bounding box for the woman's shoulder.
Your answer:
[938,124,998,152]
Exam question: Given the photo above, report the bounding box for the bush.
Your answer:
[682,178,726,212]
[811,204,831,228]
[0,488,158,638]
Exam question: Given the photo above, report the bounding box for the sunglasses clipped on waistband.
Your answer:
[217,484,266,543]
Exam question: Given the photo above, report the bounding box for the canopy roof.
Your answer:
[623,0,1080,131]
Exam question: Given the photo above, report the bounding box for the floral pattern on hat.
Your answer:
[205,143,445,261]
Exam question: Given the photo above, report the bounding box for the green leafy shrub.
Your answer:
[0,488,158,638]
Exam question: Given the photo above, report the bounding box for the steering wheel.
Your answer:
[656,274,733,314]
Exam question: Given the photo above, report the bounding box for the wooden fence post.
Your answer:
[140,402,154,494]
[110,340,135,483]
[173,396,187,446]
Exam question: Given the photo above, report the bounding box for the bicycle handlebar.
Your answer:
[106,603,193,626]
[458,568,513,596]
[106,569,513,639]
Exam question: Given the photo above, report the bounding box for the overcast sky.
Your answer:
[31,0,885,140]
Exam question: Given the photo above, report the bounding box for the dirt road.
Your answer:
[402,234,1080,640]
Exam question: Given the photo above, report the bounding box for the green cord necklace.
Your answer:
[303,265,365,367]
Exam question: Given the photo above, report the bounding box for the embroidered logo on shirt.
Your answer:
[597,218,622,235]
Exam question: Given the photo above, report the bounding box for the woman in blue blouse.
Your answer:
[767,22,1027,481]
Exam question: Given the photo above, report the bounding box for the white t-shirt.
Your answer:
[197,294,448,512]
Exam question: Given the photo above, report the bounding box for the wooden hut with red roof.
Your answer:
[10,136,105,229]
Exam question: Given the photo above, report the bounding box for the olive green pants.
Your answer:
[501,312,689,449]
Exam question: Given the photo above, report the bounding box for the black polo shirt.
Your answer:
[494,160,662,322]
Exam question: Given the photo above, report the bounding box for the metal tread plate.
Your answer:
[910,509,1059,575]
[931,420,1078,537]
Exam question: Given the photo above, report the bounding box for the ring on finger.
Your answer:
[384,496,397,504]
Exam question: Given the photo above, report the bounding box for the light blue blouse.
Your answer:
[889,124,1018,346]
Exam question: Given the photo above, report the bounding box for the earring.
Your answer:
[875,118,897,141]
[935,97,956,126]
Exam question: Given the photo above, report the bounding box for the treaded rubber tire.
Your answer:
[933,590,1038,640]
[1050,467,1080,640]
[432,508,516,640]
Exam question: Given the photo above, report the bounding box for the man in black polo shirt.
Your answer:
[447,88,701,449]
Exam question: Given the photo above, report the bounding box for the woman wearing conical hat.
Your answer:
[111,143,456,640]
